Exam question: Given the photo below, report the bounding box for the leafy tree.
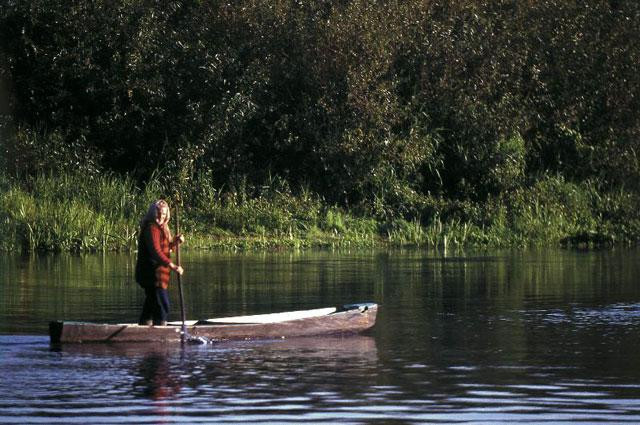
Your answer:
[1,0,638,216]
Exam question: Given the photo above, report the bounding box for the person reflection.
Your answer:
[134,352,181,400]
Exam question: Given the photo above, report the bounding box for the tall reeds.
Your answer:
[0,172,637,252]
[0,173,161,251]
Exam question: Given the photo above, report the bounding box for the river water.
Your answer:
[1,248,639,424]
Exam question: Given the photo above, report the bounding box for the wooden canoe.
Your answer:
[49,303,378,344]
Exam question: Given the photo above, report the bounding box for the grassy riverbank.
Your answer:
[3,2,639,253]
[1,172,638,252]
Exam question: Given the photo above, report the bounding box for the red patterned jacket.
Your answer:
[135,222,174,289]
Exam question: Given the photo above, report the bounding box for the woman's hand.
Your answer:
[169,263,184,275]
[175,234,185,244]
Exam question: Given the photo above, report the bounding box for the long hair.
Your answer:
[140,199,173,241]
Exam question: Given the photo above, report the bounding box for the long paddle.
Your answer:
[174,203,188,343]
[173,204,208,345]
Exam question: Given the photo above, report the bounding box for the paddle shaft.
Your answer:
[174,204,187,340]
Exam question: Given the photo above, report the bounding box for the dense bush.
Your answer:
[1,1,639,230]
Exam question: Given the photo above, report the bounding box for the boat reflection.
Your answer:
[49,335,377,406]
[248,334,378,358]
[50,334,377,359]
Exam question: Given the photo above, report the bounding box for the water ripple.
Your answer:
[523,303,640,327]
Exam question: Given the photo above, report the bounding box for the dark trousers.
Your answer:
[139,286,170,325]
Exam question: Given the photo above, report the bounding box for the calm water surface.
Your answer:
[1,248,640,424]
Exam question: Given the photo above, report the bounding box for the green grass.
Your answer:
[1,172,638,252]
[0,173,161,251]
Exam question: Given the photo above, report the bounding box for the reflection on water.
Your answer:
[1,248,640,423]
[134,353,182,400]
[530,303,640,326]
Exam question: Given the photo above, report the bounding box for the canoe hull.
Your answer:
[49,304,377,344]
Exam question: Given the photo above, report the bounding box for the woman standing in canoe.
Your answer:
[135,199,184,326]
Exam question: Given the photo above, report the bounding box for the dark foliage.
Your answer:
[1,0,639,220]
